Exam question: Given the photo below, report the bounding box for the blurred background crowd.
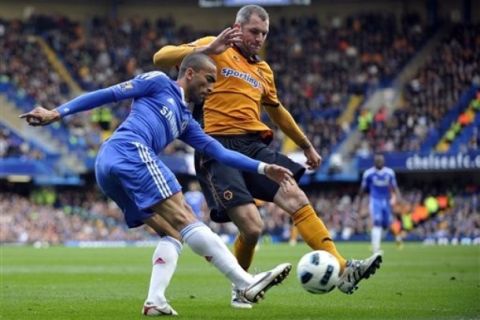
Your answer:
[1,184,478,245]
[1,1,479,246]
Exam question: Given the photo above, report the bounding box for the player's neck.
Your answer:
[234,44,261,63]
[176,80,189,103]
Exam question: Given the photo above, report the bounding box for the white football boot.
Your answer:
[231,285,253,309]
[142,301,178,316]
[238,263,292,303]
[337,252,383,294]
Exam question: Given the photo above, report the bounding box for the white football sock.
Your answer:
[371,226,383,253]
[180,222,253,289]
[146,236,182,305]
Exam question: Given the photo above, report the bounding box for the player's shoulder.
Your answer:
[363,167,376,177]
[135,71,169,82]
[257,60,274,74]
[383,167,396,176]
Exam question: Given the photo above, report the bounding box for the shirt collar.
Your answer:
[179,86,187,105]
[234,45,261,63]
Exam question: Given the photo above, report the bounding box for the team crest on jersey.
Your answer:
[119,81,134,91]
[221,68,260,89]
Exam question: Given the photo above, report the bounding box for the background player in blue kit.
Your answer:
[359,154,403,254]
[19,53,293,316]
[184,181,207,221]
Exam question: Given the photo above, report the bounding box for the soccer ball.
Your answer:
[296,250,340,294]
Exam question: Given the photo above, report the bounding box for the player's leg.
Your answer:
[195,149,261,272]
[272,176,347,270]
[194,148,277,308]
[106,141,291,309]
[126,143,257,303]
[243,144,382,295]
[96,141,182,316]
[239,142,348,270]
[148,191,291,303]
[381,201,394,251]
[143,215,182,316]
[227,204,264,308]
[370,200,383,254]
[228,204,263,270]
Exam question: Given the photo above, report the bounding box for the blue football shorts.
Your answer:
[95,139,182,228]
[369,198,392,228]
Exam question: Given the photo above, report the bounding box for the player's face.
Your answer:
[188,64,217,105]
[374,155,385,169]
[237,14,269,55]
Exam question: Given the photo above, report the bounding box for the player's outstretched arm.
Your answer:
[205,139,292,184]
[153,27,242,68]
[264,104,322,169]
[19,87,117,126]
[180,121,292,184]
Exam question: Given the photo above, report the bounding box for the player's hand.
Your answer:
[203,27,243,55]
[265,164,293,184]
[19,106,61,126]
[303,146,322,170]
[279,175,297,194]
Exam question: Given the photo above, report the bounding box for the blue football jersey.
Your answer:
[109,71,211,154]
[361,166,398,200]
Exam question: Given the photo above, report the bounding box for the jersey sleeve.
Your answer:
[186,36,216,48]
[153,36,216,68]
[179,119,214,151]
[180,119,261,174]
[261,64,280,107]
[110,71,168,101]
[56,72,169,117]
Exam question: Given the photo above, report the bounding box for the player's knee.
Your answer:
[240,221,264,244]
[169,207,197,230]
[276,185,309,214]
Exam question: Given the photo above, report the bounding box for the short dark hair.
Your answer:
[235,5,269,25]
[178,53,215,78]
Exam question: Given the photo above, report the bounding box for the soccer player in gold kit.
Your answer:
[154,5,382,308]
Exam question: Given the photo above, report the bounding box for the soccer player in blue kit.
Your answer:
[359,154,402,254]
[20,53,293,316]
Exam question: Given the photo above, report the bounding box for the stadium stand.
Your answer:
[1,185,478,244]
[359,24,480,155]
[1,3,479,246]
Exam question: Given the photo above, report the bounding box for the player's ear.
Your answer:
[185,67,195,80]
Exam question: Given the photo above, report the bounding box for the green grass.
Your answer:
[1,243,479,320]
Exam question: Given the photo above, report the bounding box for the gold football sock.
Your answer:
[233,234,255,271]
[293,204,347,272]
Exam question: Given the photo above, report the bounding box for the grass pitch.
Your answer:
[1,242,479,320]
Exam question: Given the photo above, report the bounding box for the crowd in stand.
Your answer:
[0,125,44,160]
[1,185,478,245]
[359,24,480,154]
[1,12,428,160]
[0,190,154,245]
[2,13,479,246]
